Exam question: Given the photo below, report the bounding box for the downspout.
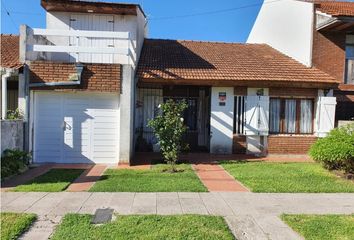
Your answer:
[28,63,84,87]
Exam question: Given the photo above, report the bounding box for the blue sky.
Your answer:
[0,0,263,43]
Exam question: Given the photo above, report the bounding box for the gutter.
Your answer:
[29,63,84,87]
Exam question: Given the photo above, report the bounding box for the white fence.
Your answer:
[22,25,134,64]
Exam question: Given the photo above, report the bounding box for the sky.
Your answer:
[1,0,263,43]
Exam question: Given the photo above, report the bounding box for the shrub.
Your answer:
[6,109,23,120]
[309,124,354,173]
[148,99,188,172]
[1,149,31,179]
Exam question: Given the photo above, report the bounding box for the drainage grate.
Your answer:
[91,208,114,224]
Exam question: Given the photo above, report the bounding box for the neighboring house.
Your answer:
[248,0,354,124]
[20,0,146,164]
[0,34,25,119]
[10,0,340,165]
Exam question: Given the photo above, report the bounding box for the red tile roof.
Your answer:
[0,34,22,69]
[137,39,338,85]
[315,1,354,17]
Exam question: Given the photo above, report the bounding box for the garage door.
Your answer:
[34,92,119,164]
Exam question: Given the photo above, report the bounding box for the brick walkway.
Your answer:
[193,163,249,192]
[1,164,95,192]
[66,165,107,192]
[1,165,53,192]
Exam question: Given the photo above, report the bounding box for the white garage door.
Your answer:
[34,92,119,164]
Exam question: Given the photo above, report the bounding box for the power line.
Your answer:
[1,0,18,30]
[148,0,283,21]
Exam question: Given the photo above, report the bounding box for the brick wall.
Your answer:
[269,88,317,97]
[267,135,317,154]
[312,30,346,82]
[29,61,121,92]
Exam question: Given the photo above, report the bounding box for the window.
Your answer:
[233,96,245,134]
[269,98,313,134]
[345,35,354,84]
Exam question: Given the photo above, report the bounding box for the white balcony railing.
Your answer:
[22,25,135,65]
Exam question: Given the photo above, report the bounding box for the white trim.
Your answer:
[28,45,129,55]
[32,28,129,39]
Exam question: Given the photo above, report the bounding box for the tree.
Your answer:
[148,99,188,172]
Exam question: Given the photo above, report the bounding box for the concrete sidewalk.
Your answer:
[2,192,354,240]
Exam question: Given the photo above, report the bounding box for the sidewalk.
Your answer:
[2,192,354,240]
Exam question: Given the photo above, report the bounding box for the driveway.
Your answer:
[2,192,354,240]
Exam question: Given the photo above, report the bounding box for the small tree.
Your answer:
[148,99,188,172]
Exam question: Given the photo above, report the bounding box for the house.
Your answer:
[12,0,340,165]
[248,0,354,124]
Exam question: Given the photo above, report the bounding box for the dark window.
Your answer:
[233,96,245,134]
[269,98,314,134]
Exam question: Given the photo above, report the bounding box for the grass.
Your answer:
[90,164,207,192]
[12,169,85,192]
[282,214,354,240]
[51,213,234,240]
[221,162,354,193]
[0,212,36,240]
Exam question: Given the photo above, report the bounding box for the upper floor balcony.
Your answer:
[20,25,136,66]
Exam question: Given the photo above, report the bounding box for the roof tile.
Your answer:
[137,39,338,84]
[315,1,354,17]
[0,34,22,69]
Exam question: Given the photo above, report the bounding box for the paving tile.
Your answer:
[224,215,268,240]
[180,198,208,215]
[157,197,182,215]
[48,192,92,216]
[109,194,134,215]
[131,194,156,214]
[0,192,26,206]
[78,192,113,214]
[200,193,234,216]
[156,192,178,198]
[177,192,200,199]
[25,192,69,215]
[3,192,48,212]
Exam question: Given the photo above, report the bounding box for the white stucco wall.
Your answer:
[210,87,234,154]
[247,0,314,67]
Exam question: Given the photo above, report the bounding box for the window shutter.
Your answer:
[245,96,259,135]
[316,96,336,137]
[259,96,269,136]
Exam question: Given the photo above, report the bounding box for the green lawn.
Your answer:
[221,162,354,193]
[0,212,36,240]
[12,169,84,192]
[90,164,207,192]
[51,214,233,240]
[282,214,354,240]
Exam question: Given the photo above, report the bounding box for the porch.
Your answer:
[134,85,211,153]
